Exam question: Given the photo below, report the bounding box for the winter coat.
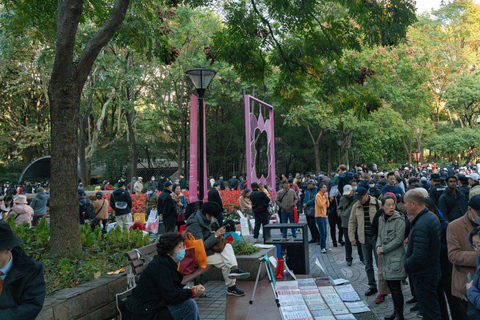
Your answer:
[124,254,192,320]
[238,195,252,212]
[348,196,380,244]
[447,213,477,300]
[134,181,144,194]
[207,188,223,211]
[148,180,158,191]
[29,192,49,217]
[157,189,176,220]
[338,195,357,229]
[368,186,381,199]
[303,186,318,209]
[314,192,329,218]
[380,184,404,200]
[172,192,187,215]
[250,190,270,214]
[9,204,33,227]
[429,183,446,206]
[405,208,441,278]
[376,178,388,190]
[216,179,225,190]
[376,211,407,281]
[466,255,480,311]
[438,189,468,222]
[130,179,136,193]
[179,178,187,190]
[110,187,133,216]
[228,178,239,190]
[93,198,109,220]
[0,247,46,320]
[338,172,353,195]
[145,192,159,211]
[460,185,471,201]
[276,188,298,213]
[185,211,219,256]
[470,184,480,201]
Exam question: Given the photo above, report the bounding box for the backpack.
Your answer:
[79,197,95,220]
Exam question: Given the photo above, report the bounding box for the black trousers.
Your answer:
[411,273,441,320]
[164,217,176,233]
[437,275,463,320]
[328,211,343,244]
[306,214,320,241]
[254,211,269,239]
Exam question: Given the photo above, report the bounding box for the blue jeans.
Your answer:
[167,299,200,320]
[315,217,327,249]
[281,211,296,238]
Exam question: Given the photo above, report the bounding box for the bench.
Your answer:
[116,242,213,319]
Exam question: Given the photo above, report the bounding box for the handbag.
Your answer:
[177,247,196,275]
[211,235,227,253]
[184,233,208,268]
[112,192,128,210]
[293,207,299,223]
[305,206,315,217]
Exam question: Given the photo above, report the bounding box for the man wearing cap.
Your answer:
[404,189,442,320]
[207,182,224,228]
[348,186,381,296]
[467,173,480,200]
[445,195,480,319]
[429,173,446,206]
[110,181,133,229]
[339,184,362,266]
[303,180,320,244]
[158,181,177,233]
[0,222,45,319]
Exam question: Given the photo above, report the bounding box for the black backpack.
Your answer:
[79,197,95,221]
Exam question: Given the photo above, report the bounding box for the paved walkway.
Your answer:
[195,216,419,320]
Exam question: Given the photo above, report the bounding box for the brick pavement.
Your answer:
[197,216,420,320]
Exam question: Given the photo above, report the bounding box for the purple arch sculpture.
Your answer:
[245,95,276,199]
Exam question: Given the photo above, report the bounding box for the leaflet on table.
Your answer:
[277,280,299,289]
[280,310,314,320]
[344,301,370,314]
[335,314,356,320]
[278,294,304,301]
[300,289,320,295]
[334,284,360,302]
[280,300,307,306]
[297,278,316,287]
[280,305,310,313]
[305,301,328,311]
[277,289,301,295]
[318,286,336,294]
[328,303,350,315]
[310,309,333,317]
[302,294,322,300]
[322,293,343,304]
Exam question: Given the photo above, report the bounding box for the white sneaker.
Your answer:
[322,249,327,253]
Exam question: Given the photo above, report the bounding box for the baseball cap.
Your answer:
[307,179,315,185]
[354,187,368,200]
[469,195,480,214]
[467,173,480,182]
[164,181,173,188]
[343,185,353,194]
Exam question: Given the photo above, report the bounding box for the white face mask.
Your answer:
[369,184,375,188]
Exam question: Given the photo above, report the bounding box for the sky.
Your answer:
[416,0,480,13]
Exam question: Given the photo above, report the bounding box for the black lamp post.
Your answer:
[186,67,216,207]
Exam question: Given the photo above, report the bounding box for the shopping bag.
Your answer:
[276,257,285,279]
[293,207,299,223]
[184,232,207,268]
[134,212,145,224]
[178,247,196,275]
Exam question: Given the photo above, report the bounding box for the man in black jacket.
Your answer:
[207,182,224,228]
[228,175,239,190]
[429,173,446,207]
[0,223,45,319]
[404,189,442,320]
[250,182,271,243]
[158,181,177,233]
[438,176,468,222]
[216,175,226,190]
[110,181,133,229]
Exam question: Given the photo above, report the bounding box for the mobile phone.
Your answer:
[468,273,472,283]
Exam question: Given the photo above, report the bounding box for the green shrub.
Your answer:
[232,238,260,256]
[6,215,152,295]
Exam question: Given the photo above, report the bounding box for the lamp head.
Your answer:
[186,67,216,98]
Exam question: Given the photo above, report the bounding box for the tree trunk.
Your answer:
[79,115,88,185]
[314,141,321,173]
[49,0,131,255]
[327,146,331,174]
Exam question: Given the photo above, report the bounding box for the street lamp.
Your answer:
[186,67,216,207]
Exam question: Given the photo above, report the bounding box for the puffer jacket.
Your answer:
[110,187,133,216]
[185,211,219,256]
[438,188,467,222]
[9,204,34,227]
[250,190,270,214]
[303,186,318,209]
[145,192,159,211]
[338,195,356,229]
[405,208,441,277]
[29,192,49,217]
[314,191,329,218]
[376,211,407,280]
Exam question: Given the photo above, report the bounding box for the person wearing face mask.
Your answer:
[368,180,381,199]
[185,202,250,297]
[124,232,203,320]
[446,195,480,319]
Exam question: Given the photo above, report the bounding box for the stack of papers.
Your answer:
[335,284,361,302]
[345,301,371,313]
